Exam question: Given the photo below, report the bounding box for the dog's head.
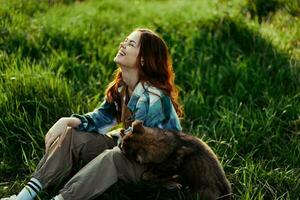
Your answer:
[119,120,147,163]
[119,120,171,164]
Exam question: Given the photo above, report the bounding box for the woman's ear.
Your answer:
[132,120,144,133]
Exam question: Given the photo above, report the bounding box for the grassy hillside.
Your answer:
[0,0,299,199]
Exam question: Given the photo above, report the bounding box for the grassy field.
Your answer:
[0,0,299,199]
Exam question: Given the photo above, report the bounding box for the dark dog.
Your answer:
[120,120,232,200]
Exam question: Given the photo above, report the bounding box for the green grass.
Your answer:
[0,0,299,199]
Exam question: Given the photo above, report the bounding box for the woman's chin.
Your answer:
[113,56,124,65]
[113,56,119,63]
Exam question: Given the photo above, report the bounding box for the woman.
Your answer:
[2,28,184,200]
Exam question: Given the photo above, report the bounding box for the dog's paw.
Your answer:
[161,181,182,190]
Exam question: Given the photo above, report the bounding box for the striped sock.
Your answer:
[16,177,42,200]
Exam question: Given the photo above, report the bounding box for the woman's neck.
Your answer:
[120,66,139,95]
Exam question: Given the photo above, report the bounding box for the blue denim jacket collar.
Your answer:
[120,82,161,112]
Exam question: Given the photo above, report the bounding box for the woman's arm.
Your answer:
[64,117,82,128]
[134,89,182,132]
[44,117,80,154]
[44,98,117,153]
[71,97,117,134]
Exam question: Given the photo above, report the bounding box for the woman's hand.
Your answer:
[45,117,69,154]
[45,117,82,154]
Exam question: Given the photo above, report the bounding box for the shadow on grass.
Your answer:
[1,11,299,200]
[159,14,300,124]
[37,167,189,200]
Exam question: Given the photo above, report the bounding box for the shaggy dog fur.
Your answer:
[119,120,232,200]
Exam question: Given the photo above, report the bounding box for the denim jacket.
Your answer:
[71,82,182,134]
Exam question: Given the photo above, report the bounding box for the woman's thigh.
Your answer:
[70,128,117,165]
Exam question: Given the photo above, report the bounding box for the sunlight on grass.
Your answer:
[0,0,299,199]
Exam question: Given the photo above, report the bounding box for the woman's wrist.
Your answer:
[60,117,81,128]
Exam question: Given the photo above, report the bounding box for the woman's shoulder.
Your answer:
[140,82,168,105]
[145,84,163,97]
[127,82,169,110]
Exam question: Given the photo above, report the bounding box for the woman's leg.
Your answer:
[58,146,146,200]
[32,127,116,188]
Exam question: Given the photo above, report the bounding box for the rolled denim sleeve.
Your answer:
[71,98,117,134]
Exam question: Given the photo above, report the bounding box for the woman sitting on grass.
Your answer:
[2,28,184,200]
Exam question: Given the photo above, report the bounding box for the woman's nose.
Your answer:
[119,42,126,50]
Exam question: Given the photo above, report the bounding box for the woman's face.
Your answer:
[114,31,141,68]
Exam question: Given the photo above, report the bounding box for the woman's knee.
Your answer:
[67,128,93,148]
[59,127,74,140]
[110,147,124,161]
[99,147,123,165]
[49,127,73,149]
[108,147,144,182]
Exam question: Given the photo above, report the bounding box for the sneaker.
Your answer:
[0,195,17,200]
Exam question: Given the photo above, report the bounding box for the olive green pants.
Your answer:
[32,127,146,200]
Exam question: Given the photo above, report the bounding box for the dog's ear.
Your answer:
[132,120,144,133]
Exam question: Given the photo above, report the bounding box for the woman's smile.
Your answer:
[113,31,141,68]
[117,49,126,56]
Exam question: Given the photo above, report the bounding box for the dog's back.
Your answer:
[175,132,231,199]
[120,120,231,199]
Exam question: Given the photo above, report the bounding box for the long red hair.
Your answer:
[105,28,184,120]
